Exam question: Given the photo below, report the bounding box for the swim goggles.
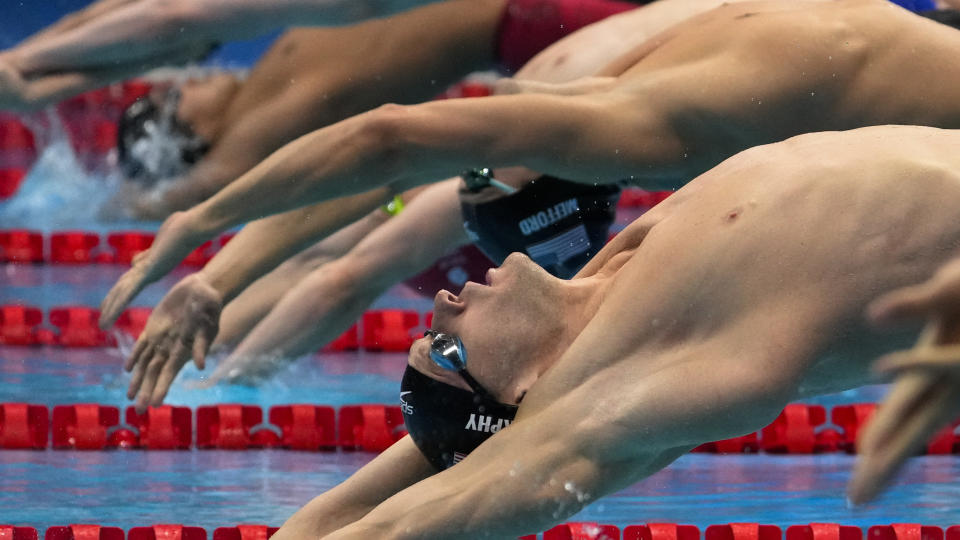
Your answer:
[424,330,494,398]
[462,168,518,194]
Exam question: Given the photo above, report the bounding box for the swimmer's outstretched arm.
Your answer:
[0,44,207,112]
[274,435,436,539]
[102,190,393,411]
[212,206,395,350]
[12,0,447,78]
[210,179,468,383]
[190,91,668,238]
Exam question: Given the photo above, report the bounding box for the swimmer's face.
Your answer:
[409,252,566,403]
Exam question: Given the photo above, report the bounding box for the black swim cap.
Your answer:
[461,175,620,279]
[400,365,518,470]
[117,93,210,186]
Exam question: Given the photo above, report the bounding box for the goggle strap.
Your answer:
[458,369,493,399]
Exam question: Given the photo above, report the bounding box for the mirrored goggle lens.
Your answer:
[425,331,466,372]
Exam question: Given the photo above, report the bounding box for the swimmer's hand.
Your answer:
[124,273,222,411]
[0,55,29,112]
[848,258,960,504]
[99,211,208,329]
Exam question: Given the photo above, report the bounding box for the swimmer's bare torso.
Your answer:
[522,126,960,431]
[572,0,960,186]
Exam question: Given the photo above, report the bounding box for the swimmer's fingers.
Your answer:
[100,267,148,329]
[850,375,960,504]
[126,341,154,399]
[874,345,960,376]
[135,344,169,413]
[150,339,190,407]
[868,281,944,327]
[125,334,151,372]
[192,331,211,371]
[856,322,945,451]
[858,371,934,456]
[869,257,960,327]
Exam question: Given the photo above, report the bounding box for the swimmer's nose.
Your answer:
[433,289,465,319]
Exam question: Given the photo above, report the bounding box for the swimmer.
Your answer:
[847,254,960,504]
[4,0,519,218]
[101,0,960,409]
[265,125,960,538]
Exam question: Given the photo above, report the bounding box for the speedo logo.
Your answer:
[464,413,511,433]
[518,198,579,236]
[399,391,413,415]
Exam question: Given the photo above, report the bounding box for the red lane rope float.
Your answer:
[0,403,48,449]
[2,401,959,454]
[0,188,665,266]
[45,525,124,540]
[360,310,420,352]
[126,406,193,450]
[51,404,120,450]
[0,306,427,351]
[0,305,43,346]
[0,231,234,266]
[625,524,702,540]
[9,524,960,540]
[707,524,782,540]
[212,526,279,540]
[0,230,43,263]
[269,404,336,451]
[338,405,407,452]
[128,525,207,540]
[539,522,622,540]
[196,405,263,450]
[0,526,39,540]
[869,525,944,540]
[0,114,38,201]
[787,524,863,540]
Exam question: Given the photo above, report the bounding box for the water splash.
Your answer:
[0,113,130,231]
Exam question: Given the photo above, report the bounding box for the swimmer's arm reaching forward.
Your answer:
[274,435,436,539]
[209,179,469,383]
[101,189,392,411]
[189,91,669,238]
[11,0,448,78]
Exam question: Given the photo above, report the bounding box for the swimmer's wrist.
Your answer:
[188,199,234,241]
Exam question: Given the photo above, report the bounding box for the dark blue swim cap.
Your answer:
[460,175,620,279]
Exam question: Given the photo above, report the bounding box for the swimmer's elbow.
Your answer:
[361,104,413,177]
